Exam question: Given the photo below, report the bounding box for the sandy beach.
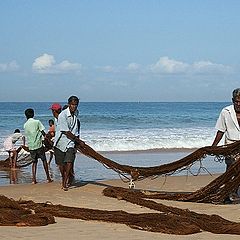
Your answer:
[1,171,240,240]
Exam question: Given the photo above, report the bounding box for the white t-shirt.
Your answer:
[4,132,23,151]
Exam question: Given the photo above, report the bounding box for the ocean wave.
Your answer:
[80,127,216,152]
[0,127,218,155]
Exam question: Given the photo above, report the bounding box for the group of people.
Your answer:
[2,89,240,198]
[3,95,81,191]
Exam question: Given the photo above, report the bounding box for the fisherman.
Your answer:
[23,108,52,184]
[3,129,25,169]
[53,96,80,191]
[212,88,240,203]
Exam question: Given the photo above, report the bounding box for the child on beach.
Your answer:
[23,108,52,184]
[3,129,25,169]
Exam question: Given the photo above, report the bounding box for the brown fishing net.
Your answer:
[1,191,240,234]
[2,137,240,182]
[102,186,240,235]
[1,140,240,234]
[0,195,238,235]
[76,140,240,181]
[102,157,240,204]
[0,195,55,226]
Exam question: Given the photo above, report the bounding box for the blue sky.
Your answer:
[0,0,240,102]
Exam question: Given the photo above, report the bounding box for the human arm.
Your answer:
[62,130,85,147]
[22,136,26,146]
[41,130,46,137]
[212,130,224,146]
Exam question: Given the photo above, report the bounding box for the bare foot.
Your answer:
[62,186,68,191]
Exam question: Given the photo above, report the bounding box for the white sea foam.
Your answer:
[81,127,216,152]
[0,126,219,156]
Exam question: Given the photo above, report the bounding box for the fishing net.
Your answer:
[1,140,240,204]
[1,140,240,234]
[0,195,55,226]
[75,140,240,181]
[102,155,240,204]
[0,195,239,235]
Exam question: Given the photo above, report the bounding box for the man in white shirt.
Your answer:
[54,96,79,191]
[212,88,240,202]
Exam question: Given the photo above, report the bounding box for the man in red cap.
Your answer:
[48,102,62,165]
[50,103,62,115]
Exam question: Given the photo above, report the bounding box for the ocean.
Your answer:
[0,102,229,185]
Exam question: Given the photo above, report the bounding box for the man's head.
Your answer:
[49,103,62,112]
[25,108,34,119]
[68,96,79,114]
[232,88,240,113]
[49,103,62,118]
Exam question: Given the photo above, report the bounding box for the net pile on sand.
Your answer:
[1,192,240,235]
[0,195,55,226]
[0,195,236,235]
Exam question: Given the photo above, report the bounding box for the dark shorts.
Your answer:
[54,147,76,165]
[225,156,235,170]
[30,146,47,163]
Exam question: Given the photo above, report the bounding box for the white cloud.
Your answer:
[127,62,141,71]
[0,61,19,72]
[192,60,233,74]
[149,56,233,75]
[32,53,81,74]
[150,57,189,74]
[97,65,117,73]
[32,53,55,70]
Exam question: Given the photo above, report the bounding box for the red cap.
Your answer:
[49,103,62,111]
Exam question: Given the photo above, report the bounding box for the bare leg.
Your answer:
[63,162,72,190]
[42,160,52,182]
[8,152,13,168]
[48,151,54,166]
[58,164,65,188]
[68,164,75,186]
[11,150,17,169]
[32,161,37,184]
[10,169,17,184]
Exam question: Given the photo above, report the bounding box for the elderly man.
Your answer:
[212,88,240,203]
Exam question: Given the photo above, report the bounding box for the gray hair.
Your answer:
[232,88,240,99]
